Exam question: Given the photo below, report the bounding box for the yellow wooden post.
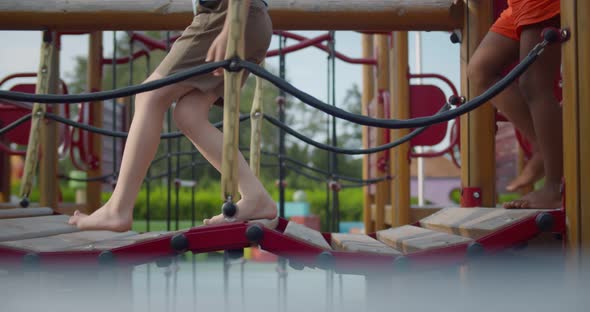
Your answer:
[362,34,375,233]
[249,62,265,178]
[19,31,60,208]
[374,34,390,230]
[390,31,410,226]
[460,0,496,207]
[561,0,590,261]
[39,32,61,209]
[0,0,464,31]
[221,0,248,202]
[86,31,103,213]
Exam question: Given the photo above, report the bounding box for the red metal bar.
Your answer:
[129,32,180,52]
[266,33,331,57]
[0,73,69,95]
[272,31,377,65]
[101,49,150,65]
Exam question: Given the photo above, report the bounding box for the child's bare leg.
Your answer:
[507,141,544,192]
[68,73,193,231]
[504,19,563,209]
[172,89,277,224]
[467,32,543,192]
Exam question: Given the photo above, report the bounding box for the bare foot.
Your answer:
[506,153,544,192]
[204,194,277,226]
[68,204,133,232]
[503,182,562,209]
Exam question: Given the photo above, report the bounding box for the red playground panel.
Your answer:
[409,84,448,147]
[0,84,35,145]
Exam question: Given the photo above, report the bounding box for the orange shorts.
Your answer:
[491,0,560,40]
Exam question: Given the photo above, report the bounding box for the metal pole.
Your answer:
[277,34,288,312]
[415,31,425,206]
[166,31,172,231]
[329,31,340,232]
[112,31,118,178]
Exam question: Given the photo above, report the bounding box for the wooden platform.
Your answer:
[331,233,401,255]
[0,215,79,242]
[64,232,172,251]
[284,222,332,250]
[370,204,443,225]
[376,225,471,253]
[0,207,551,264]
[0,207,53,219]
[419,207,538,239]
[1,231,136,252]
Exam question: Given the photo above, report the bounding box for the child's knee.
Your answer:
[467,58,494,88]
[172,101,191,130]
[135,90,171,113]
[518,73,544,104]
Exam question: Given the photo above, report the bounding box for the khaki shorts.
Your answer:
[155,0,272,105]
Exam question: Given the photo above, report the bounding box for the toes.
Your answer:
[504,200,529,209]
[68,215,78,225]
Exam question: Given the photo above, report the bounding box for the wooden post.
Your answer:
[221,0,248,202]
[362,34,375,233]
[561,0,590,260]
[19,31,60,208]
[249,62,265,178]
[374,34,390,231]
[86,31,103,213]
[459,0,496,207]
[390,31,410,226]
[39,32,61,209]
[0,0,464,31]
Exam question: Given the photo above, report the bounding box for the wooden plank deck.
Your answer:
[0,215,78,242]
[377,225,471,253]
[419,207,538,239]
[284,222,332,250]
[331,233,401,255]
[0,230,136,252]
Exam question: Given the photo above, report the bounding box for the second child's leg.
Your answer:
[173,89,277,224]
[467,32,544,192]
[504,18,563,209]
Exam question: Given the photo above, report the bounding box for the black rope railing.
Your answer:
[241,38,548,129]
[262,104,446,155]
[0,38,551,131]
[43,112,251,139]
[240,147,391,184]
[0,60,229,104]
[0,114,32,136]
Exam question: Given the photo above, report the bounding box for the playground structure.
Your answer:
[0,0,588,290]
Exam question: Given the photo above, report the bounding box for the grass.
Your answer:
[132,219,203,232]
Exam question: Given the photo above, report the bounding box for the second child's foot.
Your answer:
[503,182,562,209]
[68,205,133,232]
[506,153,544,192]
[204,194,277,226]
